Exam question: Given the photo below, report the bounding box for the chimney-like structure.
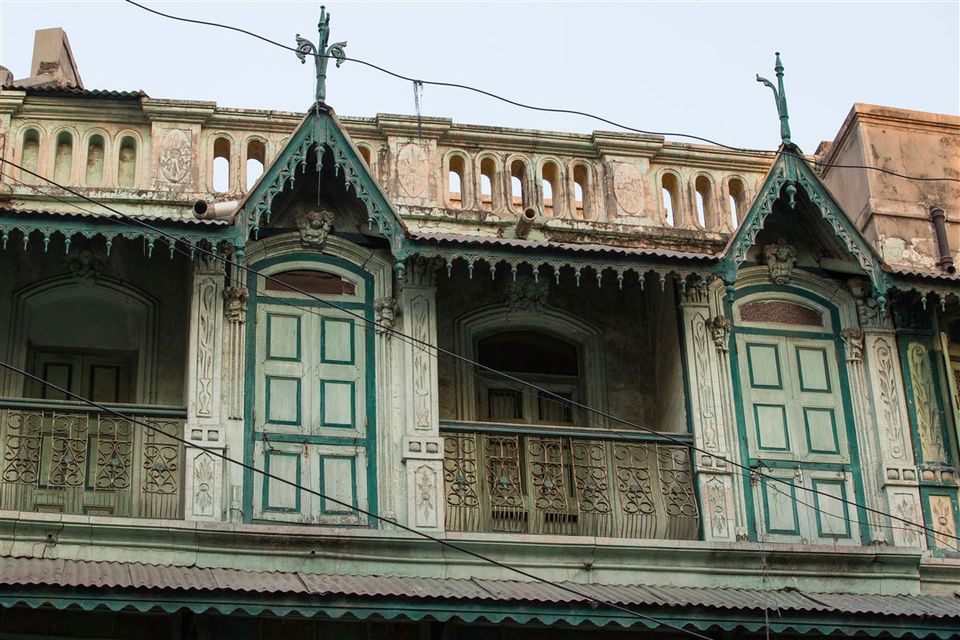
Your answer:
[12,28,83,89]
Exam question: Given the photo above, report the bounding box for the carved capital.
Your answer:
[375,297,399,335]
[223,285,249,323]
[194,252,222,276]
[762,239,797,285]
[840,327,864,363]
[848,277,881,327]
[706,316,731,353]
[405,256,441,288]
[64,246,110,281]
[296,209,335,248]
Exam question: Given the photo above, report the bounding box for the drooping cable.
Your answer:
[121,0,960,184]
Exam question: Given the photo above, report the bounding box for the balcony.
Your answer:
[0,399,185,518]
[442,421,700,539]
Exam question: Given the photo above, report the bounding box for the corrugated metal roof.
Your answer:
[889,267,960,283]
[1,557,957,619]
[2,84,146,99]
[0,207,230,227]
[406,232,721,262]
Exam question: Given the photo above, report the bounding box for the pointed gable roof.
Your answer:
[720,144,889,306]
[237,104,408,256]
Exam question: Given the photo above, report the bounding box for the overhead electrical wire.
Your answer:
[2,156,957,549]
[0,365,717,640]
[121,0,960,184]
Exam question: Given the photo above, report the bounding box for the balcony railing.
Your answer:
[0,398,185,519]
[442,421,700,539]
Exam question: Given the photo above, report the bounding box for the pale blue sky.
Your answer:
[1,1,957,152]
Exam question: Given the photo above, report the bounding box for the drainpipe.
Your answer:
[193,199,240,220]
[515,207,537,239]
[930,206,955,274]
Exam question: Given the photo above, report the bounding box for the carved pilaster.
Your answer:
[401,436,444,532]
[184,258,225,522]
[223,285,248,420]
[375,296,399,336]
[840,327,864,363]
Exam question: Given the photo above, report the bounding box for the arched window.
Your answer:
[480,157,496,212]
[510,159,526,213]
[541,162,560,217]
[448,155,465,209]
[53,131,73,184]
[117,136,137,188]
[661,173,679,226]
[21,129,40,184]
[728,177,745,228]
[213,137,231,193]
[246,139,265,190]
[694,175,712,228]
[572,164,590,220]
[477,330,580,424]
[357,145,372,167]
[85,134,105,186]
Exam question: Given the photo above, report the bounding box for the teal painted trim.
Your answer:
[0,397,187,418]
[735,326,836,340]
[745,342,783,389]
[245,252,378,527]
[756,459,848,472]
[731,283,870,543]
[804,407,840,455]
[264,376,301,426]
[321,317,355,364]
[796,346,832,393]
[897,336,955,467]
[752,403,790,451]
[919,487,960,556]
[761,475,800,535]
[262,450,302,513]
[811,479,851,539]
[319,379,356,428]
[318,454,358,515]
[726,296,759,541]
[439,420,694,444]
[265,312,302,362]
[259,296,368,311]
[254,432,366,446]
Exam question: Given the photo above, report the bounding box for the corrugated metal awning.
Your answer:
[0,557,957,637]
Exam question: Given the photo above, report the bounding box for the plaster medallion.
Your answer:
[397,143,428,198]
[613,163,643,214]
[296,209,335,248]
[158,129,192,183]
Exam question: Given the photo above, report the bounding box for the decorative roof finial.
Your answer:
[756,52,792,146]
[295,6,348,103]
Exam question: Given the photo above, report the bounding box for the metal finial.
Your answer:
[756,52,791,145]
[294,5,348,103]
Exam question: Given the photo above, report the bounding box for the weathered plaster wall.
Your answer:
[435,268,664,430]
[0,236,190,403]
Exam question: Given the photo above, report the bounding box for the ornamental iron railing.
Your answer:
[0,400,185,518]
[442,422,700,539]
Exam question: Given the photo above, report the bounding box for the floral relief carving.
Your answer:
[705,476,730,539]
[193,452,216,518]
[159,129,192,183]
[893,494,922,547]
[692,314,720,453]
[505,275,549,313]
[195,279,217,418]
[873,339,906,460]
[414,464,437,528]
[411,295,432,430]
[296,209,335,248]
[397,143,428,198]
[613,163,643,214]
[907,343,947,464]
[929,495,958,550]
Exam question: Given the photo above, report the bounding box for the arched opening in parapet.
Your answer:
[117,136,137,188]
[728,177,745,229]
[480,157,495,212]
[53,131,73,185]
[510,159,526,213]
[572,164,590,220]
[542,162,559,217]
[695,175,712,228]
[246,139,266,190]
[85,134,105,187]
[20,128,40,184]
[661,173,679,226]
[213,137,231,193]
[448,154,465,209]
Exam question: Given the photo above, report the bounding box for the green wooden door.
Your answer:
[251,291,369,525]
[738,334,859,544]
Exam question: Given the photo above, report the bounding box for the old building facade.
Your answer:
[0,26,957,640]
